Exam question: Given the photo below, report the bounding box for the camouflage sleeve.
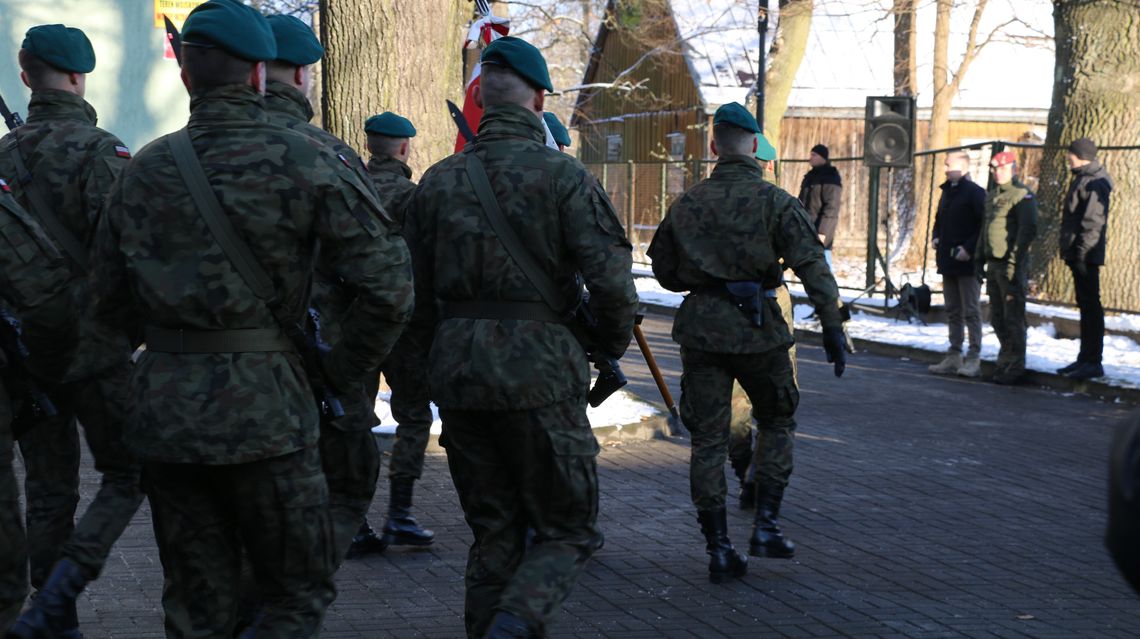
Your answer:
[87,178,142,347]
[771,191,842,329]
[82,137,131,227]
[647,205,685,292]
[401,180,437,345]
[317,169,414,390]
[0,195,79,382]
[562,172,638,358]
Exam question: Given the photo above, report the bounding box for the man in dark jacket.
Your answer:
[1058,137,1112,381]
[798,143,842,270]
[928,151,986,377]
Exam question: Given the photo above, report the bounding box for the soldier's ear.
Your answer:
[19,71,30,90]
[710,140,719,158]
[180,68,191,95]
[533,89,546,114]
[473,83,485,109]
[250,62,267,95]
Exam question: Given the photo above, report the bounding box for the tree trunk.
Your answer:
[890,0,919,270]
[927,0,952,151]
[764,0,813,154]
[1030,0,1140,311]
[320,0,468,175]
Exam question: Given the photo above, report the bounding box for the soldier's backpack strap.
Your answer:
[167,128,275,302]
[464,151,569,319]
[3,135,89,270]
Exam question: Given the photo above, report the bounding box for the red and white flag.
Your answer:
[454,11,510,153]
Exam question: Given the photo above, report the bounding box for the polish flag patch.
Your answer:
[0,178,9,193]
[114,145,132,159]
[337,154,352,169]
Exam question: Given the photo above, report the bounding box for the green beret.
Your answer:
[365,112,417,138]
[480,36,553,92]
[267,15,324,66]
[22,25,95,74]
[543,112,571,148]
[181,0,277,62]
[713,102,760,134]
[755,133,777,162]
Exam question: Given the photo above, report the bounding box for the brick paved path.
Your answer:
[26,313,1140,637]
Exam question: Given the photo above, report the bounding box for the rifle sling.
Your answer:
[3,137,89,270]
[463,152,568,320]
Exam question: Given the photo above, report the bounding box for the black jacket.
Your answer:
[798,164,842,249]
[1061,161,1113,265]
[931,176,985,277]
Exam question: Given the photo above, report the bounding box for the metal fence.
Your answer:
[585,140,1140,314]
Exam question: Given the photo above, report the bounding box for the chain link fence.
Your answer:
[585,140,1140,314]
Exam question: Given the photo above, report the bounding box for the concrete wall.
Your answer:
[0,0,193,150]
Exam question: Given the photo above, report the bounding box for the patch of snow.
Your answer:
[635,277,686,309]
[371,390,661,438]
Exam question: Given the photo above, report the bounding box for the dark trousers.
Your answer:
[1071,263,1104,364]
[439,398,602,638]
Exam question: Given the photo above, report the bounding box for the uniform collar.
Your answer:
[188,85,269,124]
[264,81,314,123]
[476,104,545,144]
[26,89,97,126]
[368,155,412,179]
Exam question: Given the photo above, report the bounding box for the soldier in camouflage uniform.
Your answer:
[353,112,437,553]
[263,13,393,566]
[979,151,1037,385]
[0,25,145,639]
[86,2,412,635]
[0,182,78,634]
[404,37,638,638]
[648,103,847,583]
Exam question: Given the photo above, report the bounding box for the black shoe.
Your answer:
[1056,361,1081,375]
[1065,362,1104,381]
[697,509,748,583]
[345,521,389,558]
[483,611,538,638]
[6,559,86,639]
[749,486,796,559]
[381,479,435,547]
[991,371,1027,386]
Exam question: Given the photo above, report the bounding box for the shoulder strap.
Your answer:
[3,135,89,270]
[167,128,275,302]
[464,151,567,316]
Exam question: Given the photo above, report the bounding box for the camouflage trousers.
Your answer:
[0,385,26,631]
[381,335,433,482]
[319,391,380,566]
[439,397,603,638]
[16,364,143,585]
[144,445,336,638]
[986,260,1028,377]
[681,346,799,511]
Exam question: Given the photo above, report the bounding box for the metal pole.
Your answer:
[884,167,893,309]
[756,0,769,133]
[865,166,881,291]
[659,162,667,220]
[626,160,636,248]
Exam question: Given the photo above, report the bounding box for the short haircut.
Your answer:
[182,45,257,93]
[17,49,63,91]
[480,64,538,108]
[266,60,300,84]
[712,123,754,157]
[946,150,971,166]
[366,134,405,157]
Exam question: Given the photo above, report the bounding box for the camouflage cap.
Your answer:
[22,24,96,73]
[755,133,777,162]
[266,14,324,66]
[543,112,571,148]
[365,112,417,138]
[480,36,553,92]
[181,0,277,62]
[713,102,760,134]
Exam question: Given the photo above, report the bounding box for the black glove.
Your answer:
[822,326,847,378]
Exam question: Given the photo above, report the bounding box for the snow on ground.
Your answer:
[371,390,661,438]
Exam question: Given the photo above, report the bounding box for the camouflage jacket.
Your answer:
[0,182,78,384]
[0,89,132,381]
[980,179,1037,268]
[405,104,638,411]
[648,156,841,354]
[367,156,417,229]
[89,85,413,464]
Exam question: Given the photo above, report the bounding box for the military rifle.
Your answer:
[0,92,23,131]
[0,306,59,435]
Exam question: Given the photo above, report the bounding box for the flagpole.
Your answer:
[756,0,768,134]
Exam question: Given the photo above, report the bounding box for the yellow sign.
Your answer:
[153,0,208,29]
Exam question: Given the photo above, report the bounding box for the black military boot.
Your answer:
[696,509,748,584]
[749,485,796,559]
[6,558,86,639]
[731,455,755,511]
[483,611,539,638]
[345,520,389,558]
[381,478,435,547]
